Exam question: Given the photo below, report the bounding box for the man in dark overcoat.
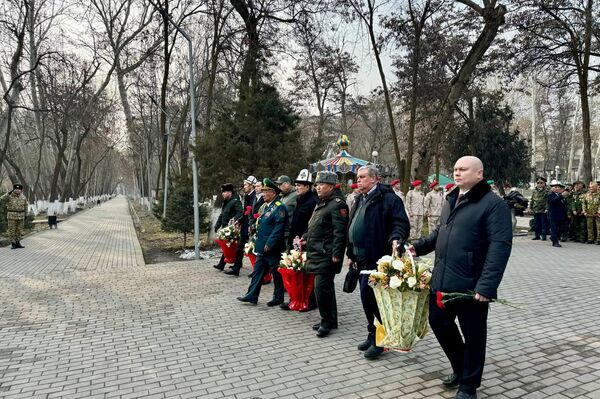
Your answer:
[346,165,410,360]
[410,156,513,399]
[213,183,243,271]
[303,171,348,337]
[225,176,258,276]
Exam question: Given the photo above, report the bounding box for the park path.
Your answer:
[0,196,144,277]
[0,196,598,398]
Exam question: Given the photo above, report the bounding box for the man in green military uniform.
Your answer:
[582,182,600,244]
[237,178,288,305]
[0,183,29,249]
[213,183,243,271]
[569,181,587,243]
[530,176,550,240]
[303,171,349,338]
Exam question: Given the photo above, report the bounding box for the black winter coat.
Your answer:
[304,189,349,274]
[241,190,256,238]
[413,179,512,299]
[288,190,318,247]
[215,195,243,232]
[346,183,410,267]
[547,192,568,222]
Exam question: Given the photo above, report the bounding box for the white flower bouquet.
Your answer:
[364,249,433,352]
[216,224,239,246]
[278,249,306,271]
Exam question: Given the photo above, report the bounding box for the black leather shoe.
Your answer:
[455,391,476,399]
[531,237,540,240]
[11,243,17,249]
[213,264,224,271]
[224,269,239,276]
[357,339,372,351]
[15,241,24,248]
[364,345,384,359]
[316,326,330,338]
[236,296,257,305]
[266,299,283,307]
[541,237,547,241]
[552,242,562,247]
[312,323,321,331]
[279,302,290,310]
[442,373,460,389]
[298,304,317,312]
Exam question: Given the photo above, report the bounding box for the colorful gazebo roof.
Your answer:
[319,135,370,174]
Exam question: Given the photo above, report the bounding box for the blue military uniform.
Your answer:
[238,184,288,304]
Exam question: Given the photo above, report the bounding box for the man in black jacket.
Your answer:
[409,156,512,399]
[304,171,348,337]
[280,169,319,310]
[213,183,243,271]
[225,176,258,276]
[347,165,410,359]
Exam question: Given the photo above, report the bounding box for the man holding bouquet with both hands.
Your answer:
[408,156,513,399]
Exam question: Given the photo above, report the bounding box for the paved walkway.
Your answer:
[0,197,598,398]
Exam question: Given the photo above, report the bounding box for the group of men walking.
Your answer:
[529,177,600,247]
[214,156,513,399]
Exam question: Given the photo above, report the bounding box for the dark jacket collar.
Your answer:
[448,179,490,204]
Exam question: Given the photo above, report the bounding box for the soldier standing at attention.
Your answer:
[582,182,600,244]
[391,179,405,203]
[529,177,549,241]
[303,171,349,337]
[425,181,444,233]
[406,180,425,240]
[0,183,29,249]
[570,181,587,243]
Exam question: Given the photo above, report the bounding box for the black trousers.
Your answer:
[244,255,283,302]
[550,218,567,244]
[314,273,337,329]
[231,234,249,272]
[357,257,381,342]
[429,293,489,395]
[533,212,548,238]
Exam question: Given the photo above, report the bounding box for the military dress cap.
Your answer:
[244,175,258,185]
[536,176,547,183]
[275,175,292,184]
[445,183,455,191]
[549,180,565,187]
[221,183,234,192]
[294,169,313,185]
[572,180,584,186]
[12,183,23,190]
[315,171,338,185]
[410,180,422,187]
[429,180,439,189]
[390,179,400,187]
[263,178,282,194]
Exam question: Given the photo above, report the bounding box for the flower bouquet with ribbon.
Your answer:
[215,224,240,263]
[244,238,272,284]
[361,247,433,352]
[278,243,314,311]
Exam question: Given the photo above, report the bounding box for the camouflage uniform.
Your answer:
[424,189,444,233]
[530,186,549,239]
[406,189,424,240]
[582,190,600,244]
[0,191,29,245]
[569,187,587,242]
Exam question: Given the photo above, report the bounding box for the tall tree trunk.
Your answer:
[415,2,506,179]
[365,0,402,179]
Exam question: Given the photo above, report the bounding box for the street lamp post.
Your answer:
[152,3,200,260]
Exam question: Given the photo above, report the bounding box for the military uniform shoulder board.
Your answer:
[275,201,282,206]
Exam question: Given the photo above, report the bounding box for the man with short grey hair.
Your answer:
[346,165,410,359]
